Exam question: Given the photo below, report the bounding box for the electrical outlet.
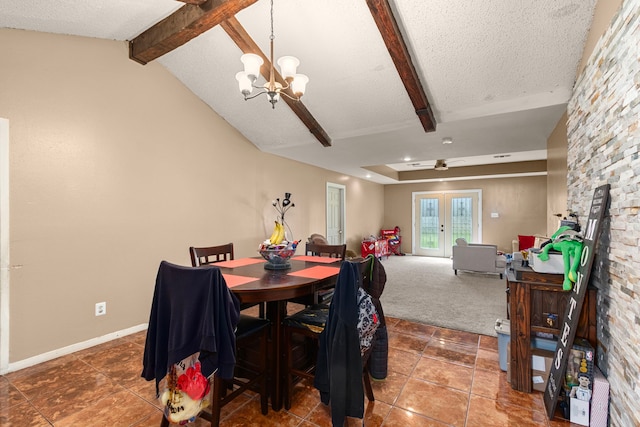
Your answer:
[95,302,106,316]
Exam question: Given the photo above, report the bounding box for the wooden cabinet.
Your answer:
[506,266,597,392]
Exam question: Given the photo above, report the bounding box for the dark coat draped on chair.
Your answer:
[314,261,364,426]
[141,261,240,394]
[361,254,388,379]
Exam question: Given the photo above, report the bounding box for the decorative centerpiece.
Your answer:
[258,193,299,269]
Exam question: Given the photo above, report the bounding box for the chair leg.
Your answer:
[160,415,170,427]
[284,326,294,410]
[210,375,223,426]
[363,368,375,402]
[259,327,269,415]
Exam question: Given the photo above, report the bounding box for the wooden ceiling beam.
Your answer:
[129,0,258,65]
[366,0,437,132]
[221,17,332,147]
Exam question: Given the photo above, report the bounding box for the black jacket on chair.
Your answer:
[314,261,364,426]
[362,254,388,379]
[141,261,240,394]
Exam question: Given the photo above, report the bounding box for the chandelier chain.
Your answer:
[270,0,274,41]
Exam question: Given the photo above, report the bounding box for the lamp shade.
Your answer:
[235,72,253,95]
[277,56,300,80]
[240,53,264,80]
[267,92,280,104]
[291,74,309,96]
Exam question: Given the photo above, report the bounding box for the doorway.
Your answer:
[412,190,482,257]
[326,183,345,245]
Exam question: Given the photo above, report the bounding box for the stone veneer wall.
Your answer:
[566,0,639,425]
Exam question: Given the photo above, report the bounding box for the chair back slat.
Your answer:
[189,243,234,267]
[305,243,347,259]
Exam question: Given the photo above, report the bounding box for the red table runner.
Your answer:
[288,265,340,279]
[292,255,341,264]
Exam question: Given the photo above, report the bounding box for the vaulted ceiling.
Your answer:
[0,0,598,183]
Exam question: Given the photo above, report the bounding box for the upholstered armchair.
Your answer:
[452,238,506,279]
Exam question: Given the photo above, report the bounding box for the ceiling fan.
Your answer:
[434,159,448,170]
[405,159,463,171]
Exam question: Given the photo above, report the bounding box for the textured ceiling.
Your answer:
[0,0,597,183]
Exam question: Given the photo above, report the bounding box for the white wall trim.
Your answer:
[6,323,148,374]
[0,118,9,375]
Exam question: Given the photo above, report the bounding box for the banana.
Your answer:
[268,221,281,245]
[273,222,285,245]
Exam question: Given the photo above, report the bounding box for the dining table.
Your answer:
[214,255,343,411]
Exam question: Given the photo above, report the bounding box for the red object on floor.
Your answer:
[381,226,403,256]
[361,239,389,259]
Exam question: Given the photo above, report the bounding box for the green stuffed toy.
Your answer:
[538,226,584,290]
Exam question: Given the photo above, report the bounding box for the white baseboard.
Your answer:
[3,323,148,374]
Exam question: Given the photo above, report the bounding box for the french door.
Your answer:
[412,190,481,257]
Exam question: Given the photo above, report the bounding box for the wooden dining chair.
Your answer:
[283,259,375,413]
[143,261,269,426]
[305,242,347,260]
[300,243,347,306]
[189,243,264,317]
[189,243,234,266]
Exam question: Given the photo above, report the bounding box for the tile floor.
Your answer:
[0,315,580,426]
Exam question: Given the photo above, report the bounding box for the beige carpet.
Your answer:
[379,255,507,336]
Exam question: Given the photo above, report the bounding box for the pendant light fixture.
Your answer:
[235,0,308,109]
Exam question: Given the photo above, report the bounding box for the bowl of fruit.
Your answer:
[259,220,299,269]
[258,241,298,270]
[260,195,298,269]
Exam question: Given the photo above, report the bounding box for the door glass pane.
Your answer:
[450,197,472,242]
[420,198,439,249]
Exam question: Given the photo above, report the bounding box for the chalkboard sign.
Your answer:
[544,184,610,419]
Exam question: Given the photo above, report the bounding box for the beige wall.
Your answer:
[0,29,384,363]
[546,113,569,235]
[545,0,623,236]
[384,176,547,254]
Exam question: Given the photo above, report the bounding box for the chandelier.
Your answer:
[235,0,308,109]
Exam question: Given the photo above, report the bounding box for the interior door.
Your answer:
[326,183,345,244]
[413,190,481,257]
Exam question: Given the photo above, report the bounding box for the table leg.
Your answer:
[266,300,287,411]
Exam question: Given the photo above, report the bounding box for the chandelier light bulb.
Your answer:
[267,91,280,107]
[277,56,300,80]
[240,53,263,81]
[291,74,309,96]
[235,72,253,96]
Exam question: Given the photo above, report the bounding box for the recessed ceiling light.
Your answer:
[442,137,453,145]
[403,156,411,161]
